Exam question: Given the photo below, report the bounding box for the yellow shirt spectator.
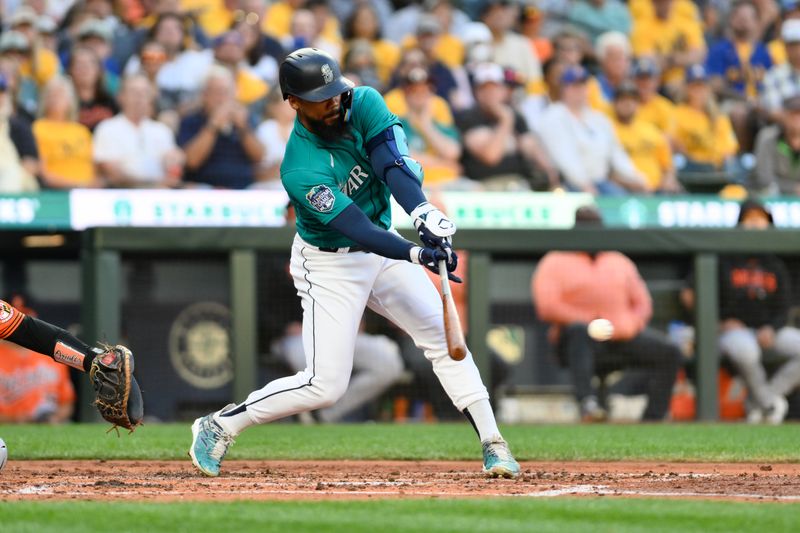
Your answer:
[613,116,673,190]
[346,39,400,84]
[672,105,738,167]
[629,0,699,23]
[263,1,342,46]
[384,87,454,125]
[768,39,786,65]
[637,93,676,134]
[631,13,706,83]
[402,33,465,69]
[33,119,95,187]
[20,48,60,86]
[181,0,233,37]
[587,76,612,117]
[236,69,269,105]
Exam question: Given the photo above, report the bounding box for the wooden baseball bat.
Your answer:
[438,259,467,361]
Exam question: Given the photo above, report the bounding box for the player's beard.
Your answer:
[304,110,351,143]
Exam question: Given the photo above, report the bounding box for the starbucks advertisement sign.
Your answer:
[4,191,800,230]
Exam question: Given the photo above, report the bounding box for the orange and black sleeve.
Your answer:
[0,300,25,340]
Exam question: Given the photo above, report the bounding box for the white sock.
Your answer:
[214,405,255,437]
[464,399,501,442]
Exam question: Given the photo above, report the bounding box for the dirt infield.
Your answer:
[2,461,799,502]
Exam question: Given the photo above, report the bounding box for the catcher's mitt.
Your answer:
[90,345,144,433]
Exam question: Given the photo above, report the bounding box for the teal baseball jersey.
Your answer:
[281,86,401,248]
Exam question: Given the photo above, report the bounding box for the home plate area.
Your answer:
[1,461,799,502]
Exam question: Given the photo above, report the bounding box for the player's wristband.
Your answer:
[409,246,423,264]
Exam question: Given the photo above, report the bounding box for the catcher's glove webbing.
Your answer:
[90,345,144,433]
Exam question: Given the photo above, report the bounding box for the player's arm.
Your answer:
[327,204,461,282]
[365,125,456,250]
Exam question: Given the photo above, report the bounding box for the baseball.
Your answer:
[0,438,7,472]
[588,319,614,341]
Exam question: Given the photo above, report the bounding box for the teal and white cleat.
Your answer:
[482,436,521,479]
[189,404,236,477]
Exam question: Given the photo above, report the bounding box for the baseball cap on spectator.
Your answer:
[77,19,113,42]
[614,80,639,99]
[417,14,442,36]
[574,205,604,227]
[685,64,708,83]
[9,6,38,28]
[213,30,245,48]
[479,0,512,17]
[782,19,800,43]
[737,198,773,226]
[472,62,506,86]
[0,31,31,53]
[36,17,58,35]
[633,57,660,78]
[461,22,492,47]
[560,65,589,85]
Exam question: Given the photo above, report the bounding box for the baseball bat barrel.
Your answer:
[438,259,467,361]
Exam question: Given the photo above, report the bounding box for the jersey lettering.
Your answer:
[341,165,369,196]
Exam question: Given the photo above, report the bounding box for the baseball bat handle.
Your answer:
[438,260,467,361]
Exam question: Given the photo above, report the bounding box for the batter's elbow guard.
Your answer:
[366,125,424,184]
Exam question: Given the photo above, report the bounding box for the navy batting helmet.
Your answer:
[279,48,354,102]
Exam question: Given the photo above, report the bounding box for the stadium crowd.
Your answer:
[0,0,798,195]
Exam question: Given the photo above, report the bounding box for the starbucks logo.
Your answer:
[169,301,233,389]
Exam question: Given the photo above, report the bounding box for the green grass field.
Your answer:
[1,423,799,532]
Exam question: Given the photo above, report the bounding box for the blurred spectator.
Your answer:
[74,18,121,91]
[751,95,800,194]
[128,40,179,129]
[681,199,799,424]
[586,31,632,115]
[761,19,800,121]
[385,0,471,45]
[342,39,383,91]
[330,0,394,35]
[212,30,269,112]
[35,16,59,54]
[520,57,565,130]
[632,57,675,135]
[519,4,552,63]
[124,13,210,109]
[33,76,99,189]
[538,65,646,195]
[551,28,589,68]
[0,59,40,178]
[455,62,556,191]
[567,0,632,45]
[265,0,343,51]
[0,30,40,119]
[611,81,680,193]
[481,0,543,95]
[94,74,183,188]
[0,73,38,192]
[389,67,463,189]
[8,6,60,87]
[706,0,771,152]
[532,206,681,422]
[765,0,800,65]
[672,64,739,172]
[178,66,264,189]
[407,15,460,105]
[232,6,286,86]
[401,1,465,70]
[390,47,457,107]
[255,89,295,185]
[343,4,400,85]
[284,7,341,60]
[68,45,118,132]
[0,335,75,423]
[631,0,706,94]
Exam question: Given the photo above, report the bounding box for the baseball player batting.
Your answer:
[189,48,520,479]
